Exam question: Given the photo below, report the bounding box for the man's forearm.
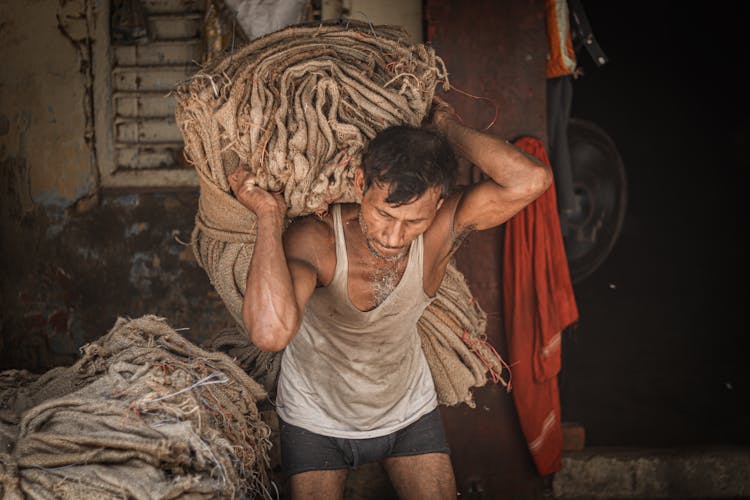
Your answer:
[243,213,300,352]
[437,117,548,190]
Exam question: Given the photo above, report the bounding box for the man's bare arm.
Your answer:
[433,102,553,235]
[229,169,320,352]
[422,102,552,294]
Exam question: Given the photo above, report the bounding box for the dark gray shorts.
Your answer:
[279,408,451,476]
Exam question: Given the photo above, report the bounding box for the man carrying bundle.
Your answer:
[229,101,551,499]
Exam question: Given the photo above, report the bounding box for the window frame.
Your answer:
[93,0,198,189]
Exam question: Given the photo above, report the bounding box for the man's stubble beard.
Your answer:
[358,207,408,262]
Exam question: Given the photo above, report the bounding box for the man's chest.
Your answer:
[345,254,409,312]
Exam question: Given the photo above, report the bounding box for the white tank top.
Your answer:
[275,204,438,439]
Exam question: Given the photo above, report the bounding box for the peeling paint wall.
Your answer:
[1,0,97,208]
[0,186,233,371]
[0,187,233,371]
[0,1,230,371]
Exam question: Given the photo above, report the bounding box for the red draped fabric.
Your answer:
[503,136,579,476]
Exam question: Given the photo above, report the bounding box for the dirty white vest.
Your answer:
[275,204,437,438]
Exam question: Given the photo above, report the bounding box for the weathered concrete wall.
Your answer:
[1,190,233,370]
[0,0,97,208]
[0,0,230,371]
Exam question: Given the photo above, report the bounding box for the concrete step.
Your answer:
[552,446,750,499]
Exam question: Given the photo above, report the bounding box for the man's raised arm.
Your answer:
[432,101,553,235]
[229,169,319,352]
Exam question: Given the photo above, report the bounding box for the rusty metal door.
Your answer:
[426,0,549,497]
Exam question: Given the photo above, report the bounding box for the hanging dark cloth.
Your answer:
[545,0,578,237]
[546,74,575,236]
[503,136,579,476]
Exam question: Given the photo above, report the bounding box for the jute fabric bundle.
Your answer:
[175,21,509,407]
[0,315,273,499]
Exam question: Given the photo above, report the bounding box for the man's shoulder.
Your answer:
[284,207,338,253]
[286,213,332,239]
[422,188,467,294]
[283,207,339,281]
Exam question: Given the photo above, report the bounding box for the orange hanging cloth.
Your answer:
[545,0,577,78]
[503,136,579,476]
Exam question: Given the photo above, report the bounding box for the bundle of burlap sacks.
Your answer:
[0,316,273,499]
[175,20,509,407]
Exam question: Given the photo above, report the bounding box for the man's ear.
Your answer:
[436,197,445,212]
[354,168,366,201]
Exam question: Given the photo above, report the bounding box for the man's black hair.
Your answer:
[361,125,458,205]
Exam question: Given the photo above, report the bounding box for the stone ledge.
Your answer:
[553,446,750,499]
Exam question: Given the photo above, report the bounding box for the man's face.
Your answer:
[354,169,444,261]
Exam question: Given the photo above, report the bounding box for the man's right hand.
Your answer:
[229,166,286,221]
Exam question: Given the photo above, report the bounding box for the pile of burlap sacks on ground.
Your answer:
[175,20,510,407]
[0,315,273,499]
